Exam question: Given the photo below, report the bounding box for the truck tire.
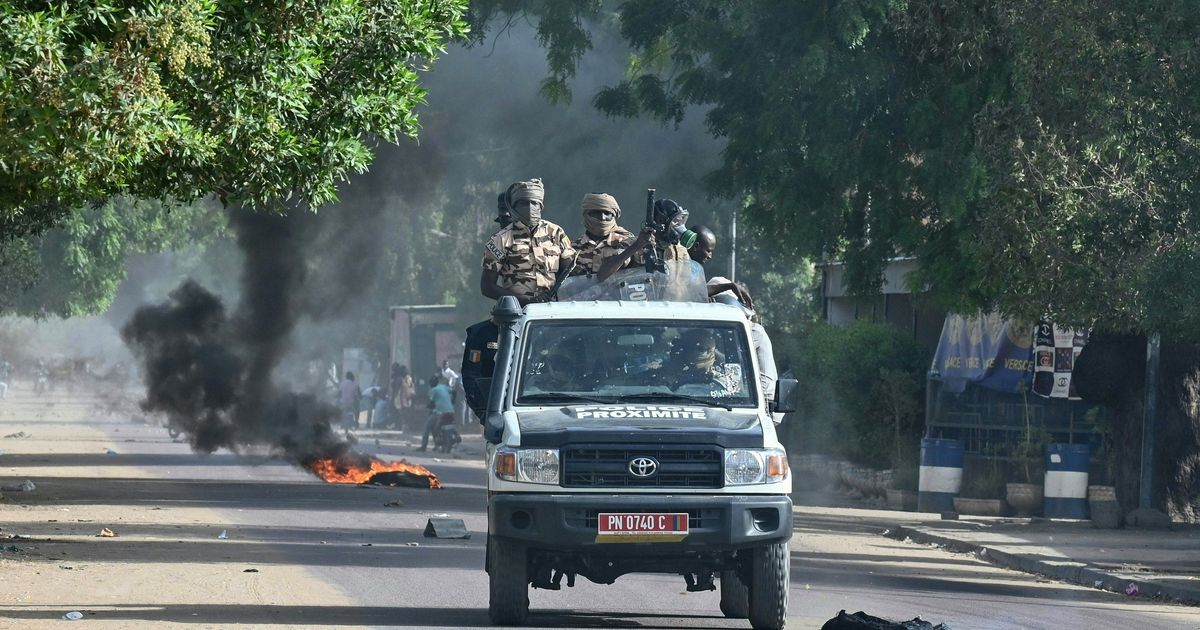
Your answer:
[749,542,789,630]
[488,536,529,625]
[719,570,749,618]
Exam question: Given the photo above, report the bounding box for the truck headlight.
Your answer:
[725,448,789,485]
[494,448,560,485]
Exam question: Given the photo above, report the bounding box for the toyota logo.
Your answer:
[628,457,659,478]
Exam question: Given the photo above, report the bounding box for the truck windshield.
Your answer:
[515,320,758,408]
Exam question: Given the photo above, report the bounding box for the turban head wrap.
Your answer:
[581,192,621,237]
[507,178,545,229]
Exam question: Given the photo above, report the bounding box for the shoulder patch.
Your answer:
[485,235,505,260]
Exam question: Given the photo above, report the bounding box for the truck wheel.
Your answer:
[719,570,749,618]
[749,542,789,630]
[488,536,529,626]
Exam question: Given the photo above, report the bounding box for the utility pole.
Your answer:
[1139,333,1160,508]
[730,206,737,282]
[1129,332,1170,526]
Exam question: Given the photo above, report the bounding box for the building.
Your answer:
[818,257,945,350]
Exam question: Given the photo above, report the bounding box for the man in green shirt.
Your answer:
[419,374,455,451]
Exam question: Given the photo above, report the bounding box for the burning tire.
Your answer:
[749,542,789,630]
[719,569,749,619]
[487,536,528,625]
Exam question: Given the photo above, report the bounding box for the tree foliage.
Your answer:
[478,0,1200,339]
[0,0,469,234]
[783,320,929,468]
[0,197,226,317]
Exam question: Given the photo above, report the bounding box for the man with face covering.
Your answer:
[480,178,576,306]
[571,193,636,279]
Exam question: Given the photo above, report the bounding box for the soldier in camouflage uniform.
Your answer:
[480,178,576,306]
[571,193,636,280]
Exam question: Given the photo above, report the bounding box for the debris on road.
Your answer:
[404,542,420,547]
[63,611,84,621]
[97,528,117,538]
[2,431,30,439]
[1,479,35,492]
[1126,582,1139,596]
[105,449,117,455]
[384,500,404,508]
[361,543,373,547]
[820,609,951,629]
[424,518,470,539]
[218,530,228,539]
[243,568,259,573]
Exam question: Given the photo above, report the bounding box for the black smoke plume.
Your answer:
[121,208,367,470]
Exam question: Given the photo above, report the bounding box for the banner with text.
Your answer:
[931,314,1034,394]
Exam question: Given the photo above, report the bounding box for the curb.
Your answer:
[884,525,1200,606]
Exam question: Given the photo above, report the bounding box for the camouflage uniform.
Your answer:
[482,221,576,300]
[571,226,635,276]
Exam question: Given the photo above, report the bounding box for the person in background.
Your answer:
[419,373,455,452]
[688,225,717,266]
[710,282,778,405]
[391,364,414,431]
[338,371,361,429]
[440,359,460,390]
[370,386,392,429]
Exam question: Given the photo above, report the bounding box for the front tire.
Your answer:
[749,542,789,630]
[719,569,749,618]
[488,536,529,625]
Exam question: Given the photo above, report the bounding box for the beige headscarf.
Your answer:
[507,178,545,204]
[581,193,621,237]
[581,193,621,217]
[507,178,545,228]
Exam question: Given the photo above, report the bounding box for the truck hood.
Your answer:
[515,404,763,448]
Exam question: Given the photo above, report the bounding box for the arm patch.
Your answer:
[485,237,505,261]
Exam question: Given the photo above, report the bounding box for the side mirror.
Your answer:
[770,378,798,414]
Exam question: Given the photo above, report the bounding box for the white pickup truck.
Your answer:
[480,288,797,630]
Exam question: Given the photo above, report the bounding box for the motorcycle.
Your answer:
[432,413,461,453]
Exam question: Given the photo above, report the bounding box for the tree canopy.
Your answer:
[1,0,469,234]
[475,0,1200,339]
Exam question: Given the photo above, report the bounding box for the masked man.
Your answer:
[571,193,636,280]
[480,178,576,306]
[600,198,693,277]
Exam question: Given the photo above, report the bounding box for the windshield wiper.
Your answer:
[519,392,619,405]
[619,392,733,411]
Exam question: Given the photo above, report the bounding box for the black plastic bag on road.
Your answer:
[821,610,951,630]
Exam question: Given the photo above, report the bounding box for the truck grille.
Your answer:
[564,508,721,531]
[561,445,723,488]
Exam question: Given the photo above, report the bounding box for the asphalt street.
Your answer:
[1,406,1197,629]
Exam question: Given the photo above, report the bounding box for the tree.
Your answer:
[0,0,469,234]
[476,0,1200,340]
[0,197,226,317]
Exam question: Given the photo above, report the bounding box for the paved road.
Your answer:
[2,407,1197,629]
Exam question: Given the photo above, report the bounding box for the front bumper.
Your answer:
[489,493,792,551]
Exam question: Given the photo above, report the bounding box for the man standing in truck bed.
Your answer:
[480,178,576,306]
[570,192,636,279]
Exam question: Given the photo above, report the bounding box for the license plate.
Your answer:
[596,512,688,543]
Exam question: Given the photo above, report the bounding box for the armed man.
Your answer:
[598,196,696,280]
[479,178,576,306]
[570,193,637,279]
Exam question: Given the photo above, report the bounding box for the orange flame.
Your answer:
[306,456,442,489]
